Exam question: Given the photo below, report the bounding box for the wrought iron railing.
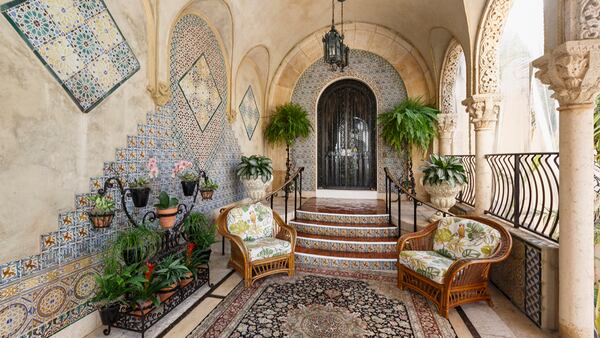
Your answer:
[486,153,559,241]
[384,167,454,235]
[455,155,476,206]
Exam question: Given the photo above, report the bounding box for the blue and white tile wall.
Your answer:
[291,49,408,192]
[239,86,261,140]
[0,13,243,337]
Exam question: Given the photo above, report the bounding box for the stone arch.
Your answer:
[474,0,513,95]
[234,45,270,117]
[267,22,434,111]
[437,39,465,154]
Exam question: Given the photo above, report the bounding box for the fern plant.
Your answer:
[265,102,313,179]
[421,155,467,187]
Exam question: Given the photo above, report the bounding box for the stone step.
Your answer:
[295,246,397,271]
[295,209,390,224]
[296,232,397,253]
[290,219,399,238]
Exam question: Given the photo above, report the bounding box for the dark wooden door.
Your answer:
[318,79,377,190]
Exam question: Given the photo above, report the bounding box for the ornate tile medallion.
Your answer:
[1,0,139,112]
[239,86,260,140]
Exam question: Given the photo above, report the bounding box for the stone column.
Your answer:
[533,39,600,338]
[462,94,500,215]
[438,113,456,156]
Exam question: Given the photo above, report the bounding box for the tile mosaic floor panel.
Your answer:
[239,85,260,140]
[1,0,139,112]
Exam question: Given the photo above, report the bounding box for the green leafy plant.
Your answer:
[154,191,179,210]
[183,212,216,251]
[92,263,143,308]
[88,195,115,215]
[420,154,467,187]
[104,225,162,272]
[236,155,273,183]
[153,254,190,287]
[264,102,313,179]
[128,262,164,308]
[200,179,219,191]
[129,177,150,189]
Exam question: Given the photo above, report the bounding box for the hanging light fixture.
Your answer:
[323,0,349,71]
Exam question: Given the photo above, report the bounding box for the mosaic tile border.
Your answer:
[0,0,140,113]
[295,210,390,224]
[290,220,399,238]
[295,253,397,271]
[296,237,397,253]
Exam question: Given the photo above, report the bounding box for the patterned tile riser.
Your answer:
[295,210,389,224]
[290,50,407,192]
[0,14,244,338]
[295,254,396,271]
[291,222,398,238]
[296,238,397,253]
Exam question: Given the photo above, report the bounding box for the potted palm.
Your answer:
[378,97,439,194]
[199,179,218,200]
[87,194,115,229]
[153,254,190,302]
[172,160,199,197]
[420,154,466,220]
[264,102,312,181]
[236,155,273,200]
[154,192,179,229]
[128,157,159,208]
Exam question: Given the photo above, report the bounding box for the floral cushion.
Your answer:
[244,237,292,261]
[398,251,455,284]
[227,203,274,241]
[433,217,501,260]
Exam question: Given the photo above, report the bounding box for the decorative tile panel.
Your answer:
[239,86,260,140]
[1,0,139,112]
[290,50,408,192]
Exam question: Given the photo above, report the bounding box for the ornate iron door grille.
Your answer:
[317,79,377,190]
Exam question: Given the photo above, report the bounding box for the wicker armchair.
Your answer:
[397,216,512,317]
[217,202,296,287]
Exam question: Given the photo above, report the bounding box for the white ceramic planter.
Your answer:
[242,176,273,200]
[423,181,464,221]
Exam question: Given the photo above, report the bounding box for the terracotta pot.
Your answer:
[157,207,178,229]
[89,212,114,229]
[200,190,214,200]
[423,181,464,221]
[130,299,154,316]
[158,282,178,302]
[129,187,151,208]
[241,176,273,200]
[179,272,194,288]
[181,181,197,196]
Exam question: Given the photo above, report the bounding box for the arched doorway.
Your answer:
[317,79,377,190]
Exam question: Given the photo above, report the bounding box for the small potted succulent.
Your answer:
[172,160,199,197]
[236,155,273,200]
[420,154,467,221]
[199,179,218,200]
[92,263,142,326]
[128,261,163,316]
[155,191,179,229]
[153,254,190,302]
[87,194,116,229]
[183,212,216,268]
[128,157,159,207]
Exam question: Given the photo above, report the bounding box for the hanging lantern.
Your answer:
[323,0,349,72]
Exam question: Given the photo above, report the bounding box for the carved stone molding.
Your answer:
[147,82,171,107]
[477,0,513,94]
[533,39,600,107]
[438,113,457,137]
[580,0,600,39]
[462,94,500,131]
[440,41,464,115]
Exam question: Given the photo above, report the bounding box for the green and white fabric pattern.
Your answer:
[433,217,501,260]
[227,203,274,241]
[244,237,292,261]
[398,251,455,284]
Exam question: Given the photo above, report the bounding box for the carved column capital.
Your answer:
[533,39,600,107]
[462,94,500,131]
[147,82,171,107]
[437,113,457,137]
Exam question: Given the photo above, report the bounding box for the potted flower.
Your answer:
[128,157,159,207]
[155,192,179,229]
[420,154,466,221]
[153,254,190,302]
[105,225,162,268]
[87,194,115,229]
[236,155,273,200]
[91,263,142,326]
[128,261,163,316]
[199,179,218,200]
[180,242,197,287]
[172,160,199,197]
[183,212,216,269]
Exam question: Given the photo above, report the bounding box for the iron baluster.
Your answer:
[513,154,521,228]
[397,185,401,236]
[284,182,289,224]
[385,176,389,214]
[413,196,417,232]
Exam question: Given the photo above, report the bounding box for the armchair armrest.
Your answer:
[397,221,438,252]
[273,212,297,250]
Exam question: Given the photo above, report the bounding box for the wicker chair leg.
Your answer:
[397,268,404,290]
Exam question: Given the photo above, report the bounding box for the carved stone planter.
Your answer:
[423,182,463,221]
[241,176,273,200]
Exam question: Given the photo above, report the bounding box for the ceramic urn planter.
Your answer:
[423,181,464,221]
[242,176,273,200]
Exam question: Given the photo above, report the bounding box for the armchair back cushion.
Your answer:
[226,202,274,241]
[433,217,501,259]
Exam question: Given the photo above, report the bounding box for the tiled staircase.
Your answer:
[293,202,399,271]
